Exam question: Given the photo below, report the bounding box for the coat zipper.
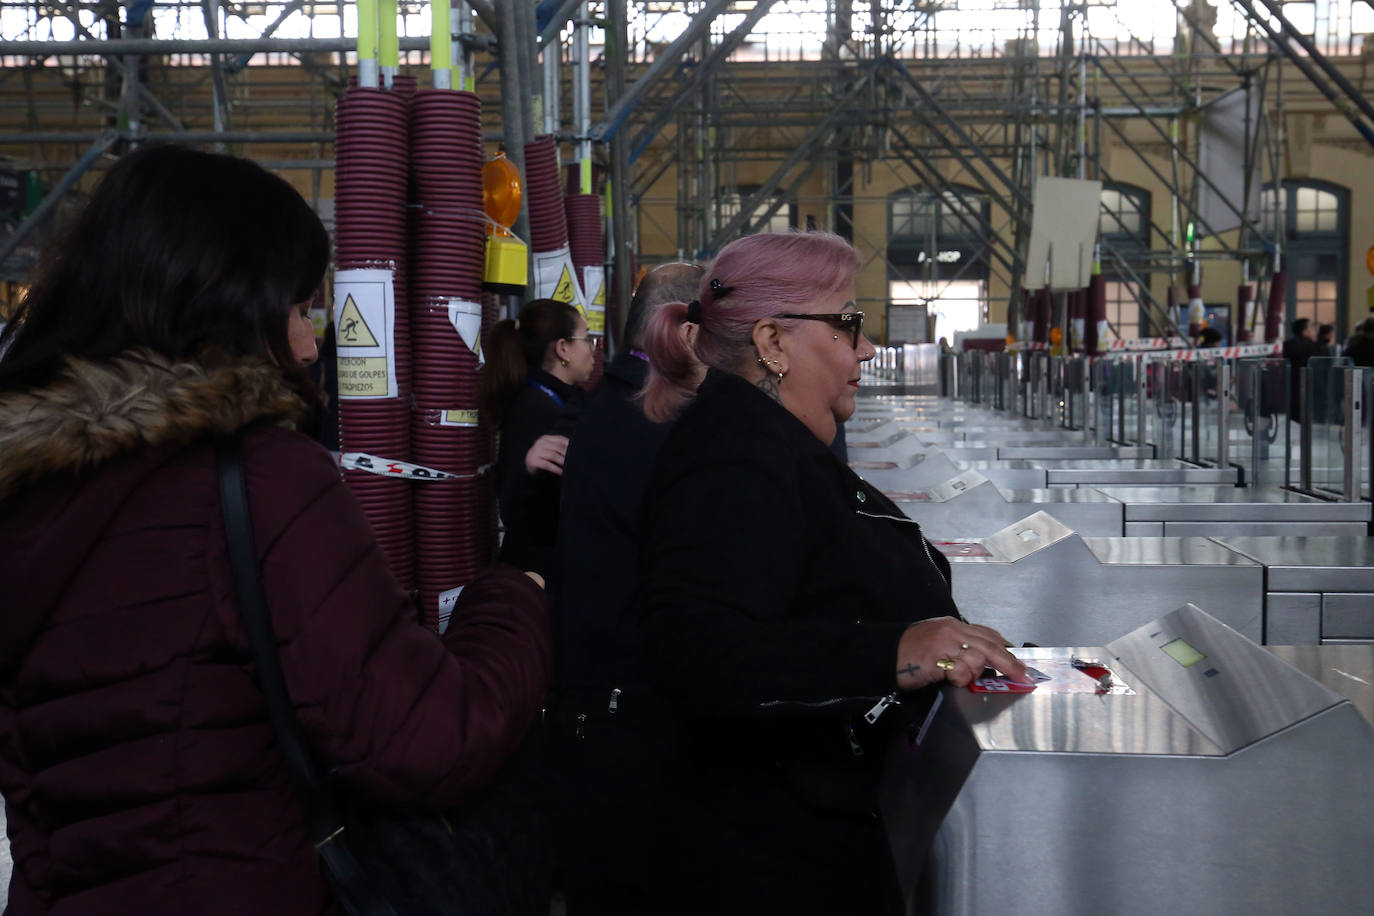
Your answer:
[757,692,902,725]
[854,508,950,590]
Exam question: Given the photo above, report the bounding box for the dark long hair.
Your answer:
[479,298,581,427]
[0,144,330,392]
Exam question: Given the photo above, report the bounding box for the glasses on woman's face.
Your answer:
[774,311,865,348]
[565,335,599,350]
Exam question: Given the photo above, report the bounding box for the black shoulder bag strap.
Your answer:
[215,435,396,916]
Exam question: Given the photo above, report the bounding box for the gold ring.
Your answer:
[936,657,958,671]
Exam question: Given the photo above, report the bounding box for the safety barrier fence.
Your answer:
[863,342,1372,503]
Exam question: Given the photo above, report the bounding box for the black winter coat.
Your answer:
[549,352,680,915]
[496,369,585,575]
[553,352,668,693]
[638,369,958,914]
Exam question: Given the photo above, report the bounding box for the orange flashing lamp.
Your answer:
[483,152,527,288]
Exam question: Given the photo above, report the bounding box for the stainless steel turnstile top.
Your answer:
[1212,536,1374,591]
[1082,536,1270,566]
[1094,486,1372,521]
[881,604,1374,916]
[1267,644,1374,726]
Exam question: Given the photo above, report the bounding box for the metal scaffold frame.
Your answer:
[1,0,1371,345]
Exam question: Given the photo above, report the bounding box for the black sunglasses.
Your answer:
[774,311,866,348]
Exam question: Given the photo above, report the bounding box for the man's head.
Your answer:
[623,262,705,351]
[1292,317,1312,339]
[1318,323,1335,344]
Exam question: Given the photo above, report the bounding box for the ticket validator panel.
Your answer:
[881,604,1374,916]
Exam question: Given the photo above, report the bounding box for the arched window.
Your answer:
[1261,180,1350,334]
[1098,183,1151,341]
[886,186,990,344]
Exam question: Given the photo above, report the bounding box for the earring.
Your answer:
[833,334,840,341]
[758,356,785,382]
[560,358,570,367]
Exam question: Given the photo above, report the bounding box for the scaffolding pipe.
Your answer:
[1229,0,1374,149]
[628,0,783,162]
[0,131,116,269]
[575,1,591,166]
[495,0,531,250]
[1246,0,1374,130]
[202,0,229,146]
[590,0,737,142]
[607,0,632,348]
[0,36,442,55]
[539,0,581,48]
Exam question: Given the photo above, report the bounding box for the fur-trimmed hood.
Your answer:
[0,349,307,502]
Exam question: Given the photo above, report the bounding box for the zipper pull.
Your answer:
[608,688,621,715]
[575,713,587,740]
[847,725,865,757]
[864,692,900,725]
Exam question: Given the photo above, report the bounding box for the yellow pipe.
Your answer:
[580,157,592,196]
[430,0,451,72]
[379,0,400,69]
[357,0,378,62]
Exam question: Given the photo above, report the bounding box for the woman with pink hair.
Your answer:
[637,232,1028,915]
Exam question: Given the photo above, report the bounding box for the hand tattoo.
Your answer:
[897,663,921,679]
[755,372,782,405]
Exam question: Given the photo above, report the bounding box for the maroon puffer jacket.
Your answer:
[0,353,550,915]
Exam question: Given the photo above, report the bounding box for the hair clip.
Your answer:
[685,300,703,325]
[709,277,734,299]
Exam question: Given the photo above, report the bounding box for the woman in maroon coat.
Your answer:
[0,145,550,914]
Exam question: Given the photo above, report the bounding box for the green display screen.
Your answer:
[1161,637,1206,668]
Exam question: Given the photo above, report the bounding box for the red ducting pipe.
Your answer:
[1264,272,1287,342]
[1236,283,1256,342]
[1085,275,1106,355]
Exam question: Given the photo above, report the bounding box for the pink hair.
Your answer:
[640,232,860,422]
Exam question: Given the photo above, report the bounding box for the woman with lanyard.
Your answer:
[481,298,595,576]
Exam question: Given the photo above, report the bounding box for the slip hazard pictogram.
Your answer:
[553,264,577,303]
[336,294,379,348]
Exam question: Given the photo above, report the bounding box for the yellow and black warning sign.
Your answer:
[336,294,380,348]
[333,268,398,400]
[552,264,577,304]
[533,245,587,311]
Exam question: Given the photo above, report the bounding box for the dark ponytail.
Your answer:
[478,298,580,427]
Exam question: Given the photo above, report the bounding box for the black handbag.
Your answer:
[215,436,551,916]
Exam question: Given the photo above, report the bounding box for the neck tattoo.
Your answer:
[755,371,782,405]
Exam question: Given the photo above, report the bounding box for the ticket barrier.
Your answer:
[884,470,1125,537]
[1267,644,1374,724]
[852,451,1239,493]
[935,512,1263,647]
[881,604,1374,916]
[1213,536,1374,644]
[1096,486,1371,538]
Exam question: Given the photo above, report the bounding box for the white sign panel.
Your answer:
[333,268,398,399]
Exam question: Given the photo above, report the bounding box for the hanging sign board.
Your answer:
[334,268,398,399]
[582,265,606,333]
[533,245,587,314]
[447,298,483,365]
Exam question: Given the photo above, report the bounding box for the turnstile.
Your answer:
[937,512,1264,646]
[885,470,1125,537]
[1213,536,1374,644]
[853,451,1239,494]
[1096,486,1371,537]
[881,604,1374,916]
